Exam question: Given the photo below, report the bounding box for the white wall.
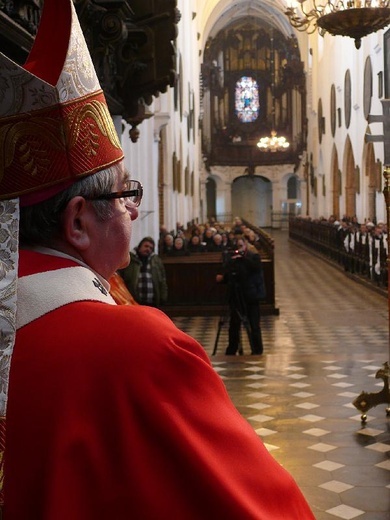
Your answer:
[120,1,389,248]
[306,28,387,222]
[120,0,203,248]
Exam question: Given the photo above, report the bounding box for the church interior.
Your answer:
[1,0,389,517]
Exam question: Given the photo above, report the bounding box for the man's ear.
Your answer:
[61,196,92,251]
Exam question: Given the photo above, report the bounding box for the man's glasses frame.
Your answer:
[89,180,143,208]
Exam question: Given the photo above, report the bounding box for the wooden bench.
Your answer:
[160,251,278,317]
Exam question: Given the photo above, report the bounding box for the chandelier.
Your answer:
[285,0,390,49]
[257,131,290,152]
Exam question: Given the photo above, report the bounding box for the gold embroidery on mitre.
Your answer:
[67,100,121,157]
[0,118,65,182]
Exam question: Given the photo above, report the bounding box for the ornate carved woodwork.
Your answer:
[0,1,41,60]
[201,18,306,167]
[0,0,179,126]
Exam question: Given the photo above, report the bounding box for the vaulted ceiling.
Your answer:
[198,0,296,48]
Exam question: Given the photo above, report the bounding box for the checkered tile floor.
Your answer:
[172,230,390,520]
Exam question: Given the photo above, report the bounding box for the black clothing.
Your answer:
[206,243,225,253]
[170,248,189,256]
[221,250,265,355]
[188,243,206,253]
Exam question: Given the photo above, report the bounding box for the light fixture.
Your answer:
[257,131,290,152]
[285,0,390,49]
[256,30,290,152]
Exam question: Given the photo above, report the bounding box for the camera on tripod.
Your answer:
[222,248,244,267]
[214,248,250,356]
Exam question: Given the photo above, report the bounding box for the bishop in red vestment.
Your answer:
[0,0,315,518]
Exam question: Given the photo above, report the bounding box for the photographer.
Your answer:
[216,238,265,355]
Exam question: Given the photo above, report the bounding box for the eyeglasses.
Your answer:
[89,180,143,208]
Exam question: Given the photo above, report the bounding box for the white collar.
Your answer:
[26,245,111,292]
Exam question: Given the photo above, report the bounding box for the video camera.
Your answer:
[222,248,244,268]
[226,246,245,257]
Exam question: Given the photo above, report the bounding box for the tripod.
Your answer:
[212,281,255,355]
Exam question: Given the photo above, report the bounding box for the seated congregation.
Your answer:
[156,217,277,317]
[159,216,263,257]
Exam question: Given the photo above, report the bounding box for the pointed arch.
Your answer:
[343,135,357,218]
[364,128,378,222]
[287,175,298,199]
[331,145,340,218]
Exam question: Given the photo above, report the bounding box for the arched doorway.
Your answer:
[286,175,301,214]
[232,175,272,227]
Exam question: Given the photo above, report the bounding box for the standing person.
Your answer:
[217,238,265,355]
[119,236,168,307]
[0,1,315,518]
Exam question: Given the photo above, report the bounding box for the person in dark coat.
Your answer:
[217,238,265,355]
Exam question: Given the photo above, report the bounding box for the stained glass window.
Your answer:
[235,76,259,123]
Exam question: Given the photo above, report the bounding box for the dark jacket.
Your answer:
[119,251,168,306]
[223,250,266,303]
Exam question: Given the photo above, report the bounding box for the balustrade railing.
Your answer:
[289,217,388,291]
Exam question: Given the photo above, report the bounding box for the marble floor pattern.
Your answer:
[171,230,390,520]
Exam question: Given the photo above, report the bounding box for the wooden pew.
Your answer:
[160,251,278,317]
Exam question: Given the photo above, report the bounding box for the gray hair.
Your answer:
[20,164,121,246]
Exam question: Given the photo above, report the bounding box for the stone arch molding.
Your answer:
[207,171,226,189]
[201,0,294,48]
[209,164,295,185]
[207,164,297,226]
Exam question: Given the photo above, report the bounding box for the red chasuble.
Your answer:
[4,250,315,519]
